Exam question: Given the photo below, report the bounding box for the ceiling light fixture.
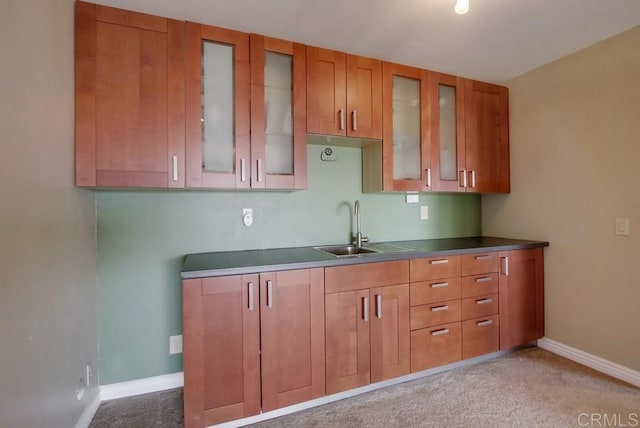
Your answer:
[455,0,469,14]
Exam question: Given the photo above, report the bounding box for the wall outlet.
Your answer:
[405,193,419,204]
[420,205,429,220]
[615,218,629,236]
[170,335,183,354]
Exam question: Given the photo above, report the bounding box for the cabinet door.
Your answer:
[260,269,325,411]
[499,249,544,349]
[182,275,260,428]
[429,72,466,192]
[185,23,250,188]
[346,55,382,139]
[306,47,346,136]
[325,290,370,394]
[250,35,307,190]
[75,2,184,188]
[464,79,510,193]
[370,284,410,382]
[381,62,429,191]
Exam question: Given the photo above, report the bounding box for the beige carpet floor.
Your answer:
[90,347,639,428]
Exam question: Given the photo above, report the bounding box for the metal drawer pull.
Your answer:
[267,280,273,308]
[257,159,263,183]
[352,110,358,131]
[431,282,449,288]
[475,277,492,283]
[376,295,382,319]
[476,320,493,327]
[240,158,246,182]
[431,328,450,336]
[475,254,491,260]
[459,170,467,188]
[470,170,476,188]
[429,259,449,265]
[248,282,254,311]
[501,256,510,276]
[476,298,492,305]
[363,297,369,321]
[172,156,178,181]
[431,305,449,312]
[426,168,432,187]
[339,109,345,130]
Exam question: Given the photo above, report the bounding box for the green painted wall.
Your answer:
[97,144,481,384]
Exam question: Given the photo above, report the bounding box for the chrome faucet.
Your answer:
[353,200,369,249]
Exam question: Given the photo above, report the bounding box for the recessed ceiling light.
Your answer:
[455,0,469,15]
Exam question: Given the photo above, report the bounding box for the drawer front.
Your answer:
[410,299,461,330]
[410,255,460,282]
[461,272,498,298]
[461,293,498,320]
[325,260,409,293]
[410,277,461,306]
[410,321,461,372]
[460,252,498,276]
[462,314,499,359]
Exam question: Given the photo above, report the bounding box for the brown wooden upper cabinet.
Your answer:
[376,62,430,192]
[75,2,185,188]
[306,47,382,140]
[185,24,307,190]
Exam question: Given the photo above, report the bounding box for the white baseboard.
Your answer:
[100,372,184,401]
[537,337,640,388]
[74,391,101,428]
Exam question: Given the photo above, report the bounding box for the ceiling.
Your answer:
[92,0,640,83]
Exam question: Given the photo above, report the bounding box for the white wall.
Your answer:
[483,25,640,371]
[0,1,99,427]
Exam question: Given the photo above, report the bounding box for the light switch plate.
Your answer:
[615,218,629,236]
[405,193,419,204]
[420,205,429,220]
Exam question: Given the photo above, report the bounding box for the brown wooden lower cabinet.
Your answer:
[182,268,325,428]
[462,314,500,359]
[411,321,462,371]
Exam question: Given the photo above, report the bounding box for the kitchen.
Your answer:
[2,0,640,427]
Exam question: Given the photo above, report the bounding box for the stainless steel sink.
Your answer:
[313,245,378,257]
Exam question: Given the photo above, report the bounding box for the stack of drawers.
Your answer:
[409,252,500,372]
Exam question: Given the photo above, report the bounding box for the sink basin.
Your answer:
[314,245,378,257]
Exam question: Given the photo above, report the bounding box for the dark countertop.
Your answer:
[181,236,549,279]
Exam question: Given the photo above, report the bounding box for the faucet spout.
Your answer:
[354,200,369,249]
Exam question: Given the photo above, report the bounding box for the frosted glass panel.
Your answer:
[439,84,457,181]
[392,76,421,180]
[202,42,234,173]
[264,52,293,175]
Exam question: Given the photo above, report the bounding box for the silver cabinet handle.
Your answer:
[475,276,492,283]
[352,110,358,131]
[459,170,467,188]
[431,305,449,312]
[240,158,246,182]
[476,320,493,327]
[172,156,178,181]
[430,282,449,288]
[431,328,450,336]
[267,280,273,308]
[430,259,449,265]
[470,170,476,188]
[257,159,263,183]
[475,254,491,260]
[376,295,382,319]
[248,282,254,311]
[339,109,345,130]
[426,168,432,187]
[363,297,369,321]
[501,257,509,276]
[476,298,492,305]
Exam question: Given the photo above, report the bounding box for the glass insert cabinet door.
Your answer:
[185,22,250,188]
[382,62,429,191]
[250,35,307,190]
[429,72,466,192]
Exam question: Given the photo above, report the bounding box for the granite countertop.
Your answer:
[181,236,549,279]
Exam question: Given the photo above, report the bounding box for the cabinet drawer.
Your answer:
[462,314,499,359]
[461,293,498,320]
[325,260,409,293]
[410,299,461,330]
[410,256,460,282]
[410,321,461,372]
[461,272,498,298]
[460,252,498,276]
[410,277,461,306]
